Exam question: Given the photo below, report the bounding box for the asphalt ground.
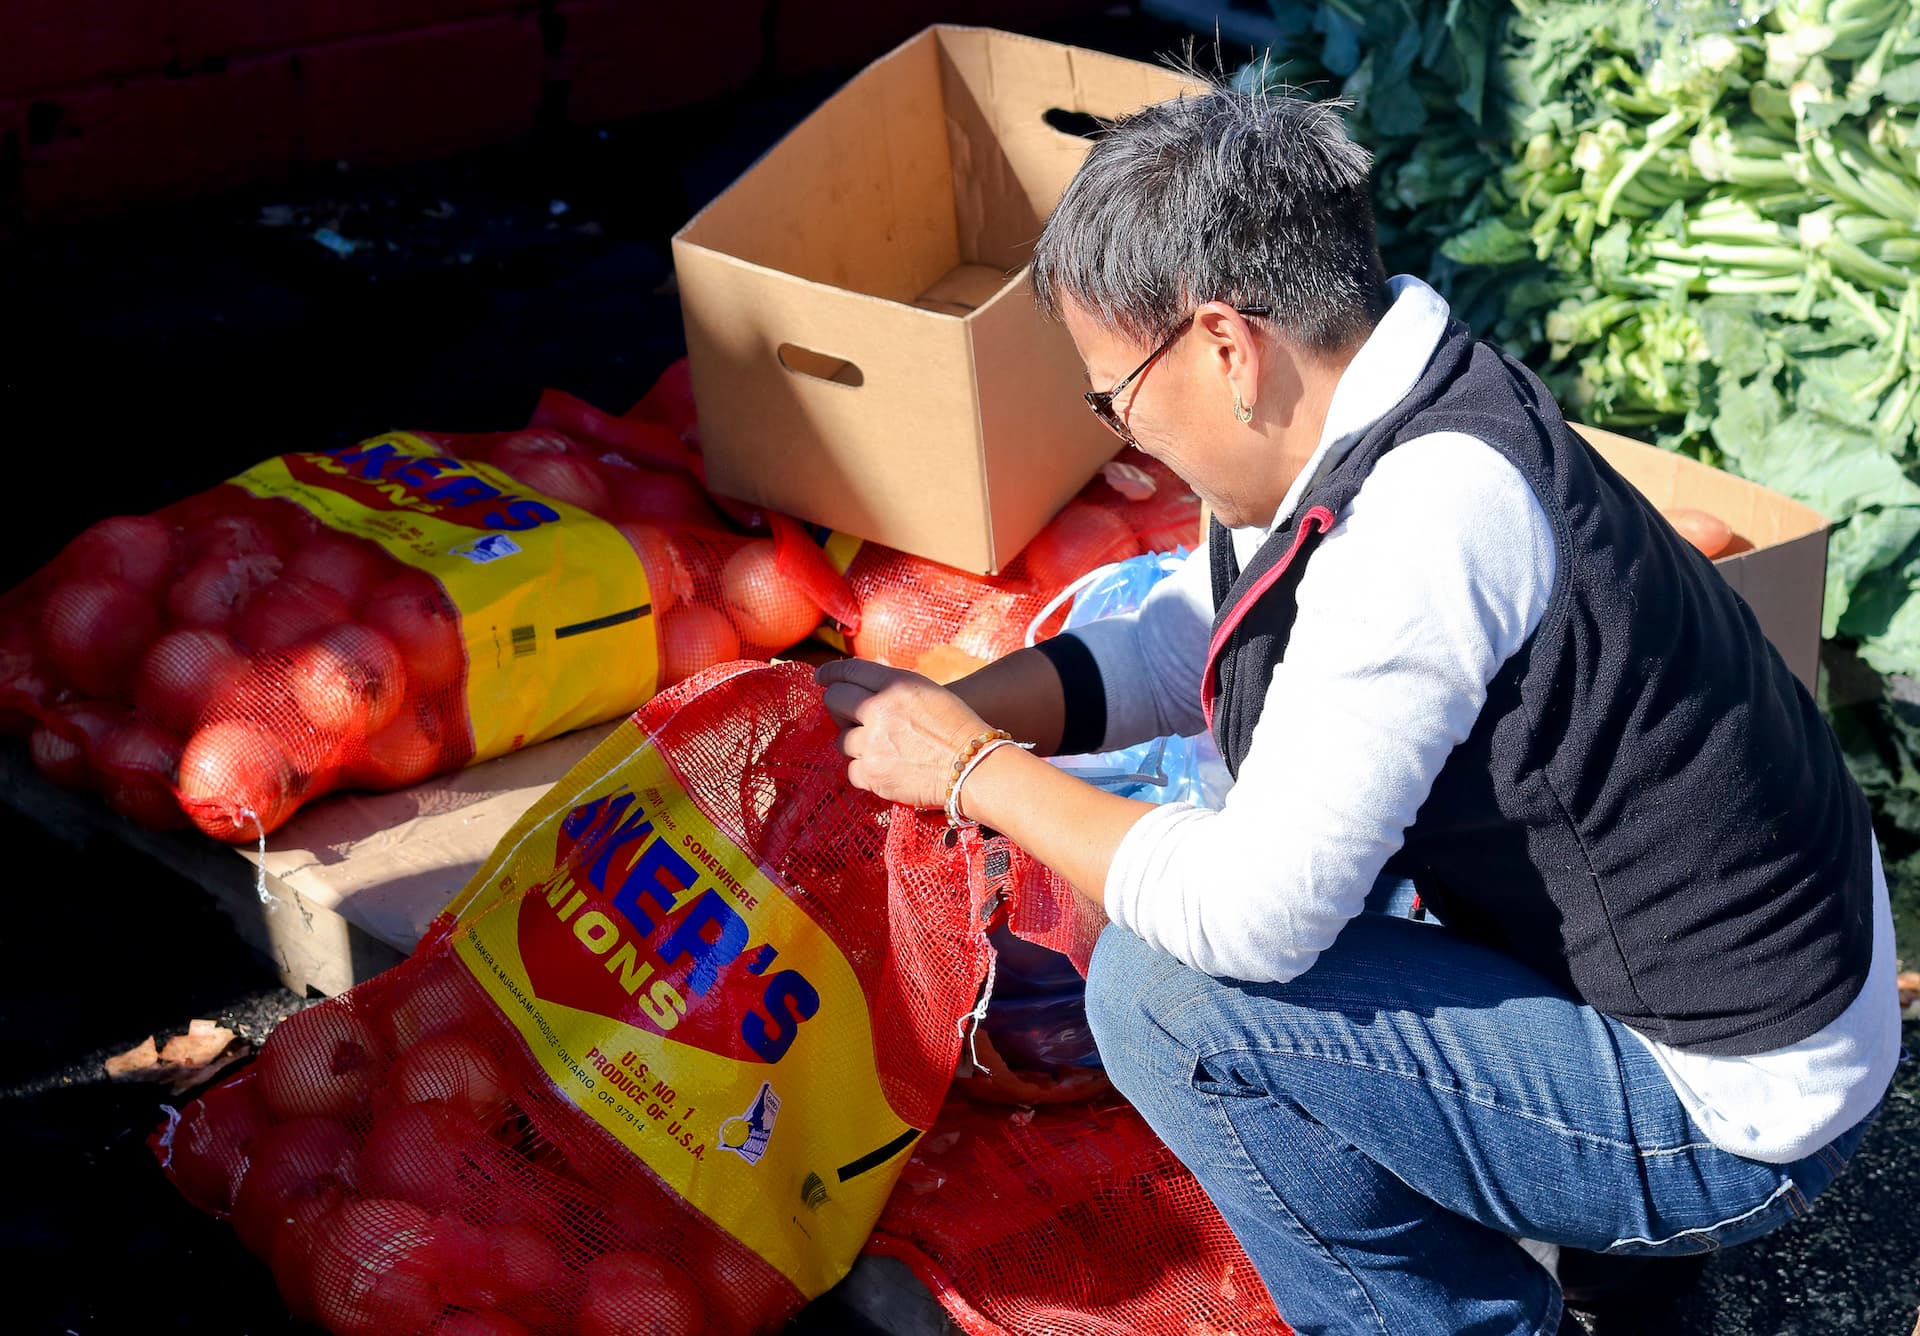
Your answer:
[2,6,1916,1333]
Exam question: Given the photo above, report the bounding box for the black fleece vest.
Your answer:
[1205,320,1874,1056]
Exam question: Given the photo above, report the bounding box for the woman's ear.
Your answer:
[1192,302,1265,420]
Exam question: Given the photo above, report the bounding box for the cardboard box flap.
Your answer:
[937,27,1201,272]
[915,262,1013,315]
[972,269,1121,569]
[680,26,1201,304]
[1575,424,1828,544]
[679,34,957,303]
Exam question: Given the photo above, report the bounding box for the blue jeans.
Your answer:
[1083,891,1882,1336]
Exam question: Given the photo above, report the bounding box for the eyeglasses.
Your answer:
[1083,305,1272,447]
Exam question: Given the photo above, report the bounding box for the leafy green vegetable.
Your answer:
[1261,0,1920,675]
[1824,508,1920,636]
[1251,0,1513,296]
[1440,216,1534,265]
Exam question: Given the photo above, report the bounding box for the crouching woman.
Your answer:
[815,82,1899,1336]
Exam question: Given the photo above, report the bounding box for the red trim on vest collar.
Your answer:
[1201,505,1337,732]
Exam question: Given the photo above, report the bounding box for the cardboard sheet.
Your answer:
[232,719,625,953]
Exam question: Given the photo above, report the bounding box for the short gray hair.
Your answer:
[1031,84,1390,354]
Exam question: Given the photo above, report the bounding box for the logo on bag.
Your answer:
[717,1082,781,1165]
[283,434,566,532]
[515,784,822,1063]
[452,533,522,564]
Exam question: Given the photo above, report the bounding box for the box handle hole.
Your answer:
[778,343,865,388]
[1043,108,1107,140]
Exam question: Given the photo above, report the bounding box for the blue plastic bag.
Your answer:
[1031,550,1232,810]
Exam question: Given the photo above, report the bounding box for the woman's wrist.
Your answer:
[951,738,1031,828]
[943,727,1013,826]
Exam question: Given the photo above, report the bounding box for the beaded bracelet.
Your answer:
[940,729,1006,825]
[945,732,1034,828]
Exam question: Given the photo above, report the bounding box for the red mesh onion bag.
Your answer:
[812,452,1205,679]
[0,393,845,841]
[154,661,998,1335]
[871,1096,1291,1336]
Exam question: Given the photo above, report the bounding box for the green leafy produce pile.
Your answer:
[1246,0,1515,317]
[1253,0,1920,946]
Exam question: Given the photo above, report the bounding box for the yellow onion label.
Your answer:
[449,722,918,1296]
[233,433,657,760]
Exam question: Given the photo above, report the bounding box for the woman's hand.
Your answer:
[814,659,992,809]
[818,657,1152,908]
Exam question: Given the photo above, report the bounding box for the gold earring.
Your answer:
[1233,392,1252,424]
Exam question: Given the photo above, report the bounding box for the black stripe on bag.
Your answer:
[554,605,649,639]
[836,1127,921,1182]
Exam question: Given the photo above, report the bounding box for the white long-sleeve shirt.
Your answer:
[1073,275,1900,1163]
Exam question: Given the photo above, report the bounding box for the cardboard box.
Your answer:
[0,722,619,995]
[673,26,1199,574]
[1575,424,1829,692]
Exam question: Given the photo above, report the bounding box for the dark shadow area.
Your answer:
[1041,106,1109,139]
[0,803,291,1081]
